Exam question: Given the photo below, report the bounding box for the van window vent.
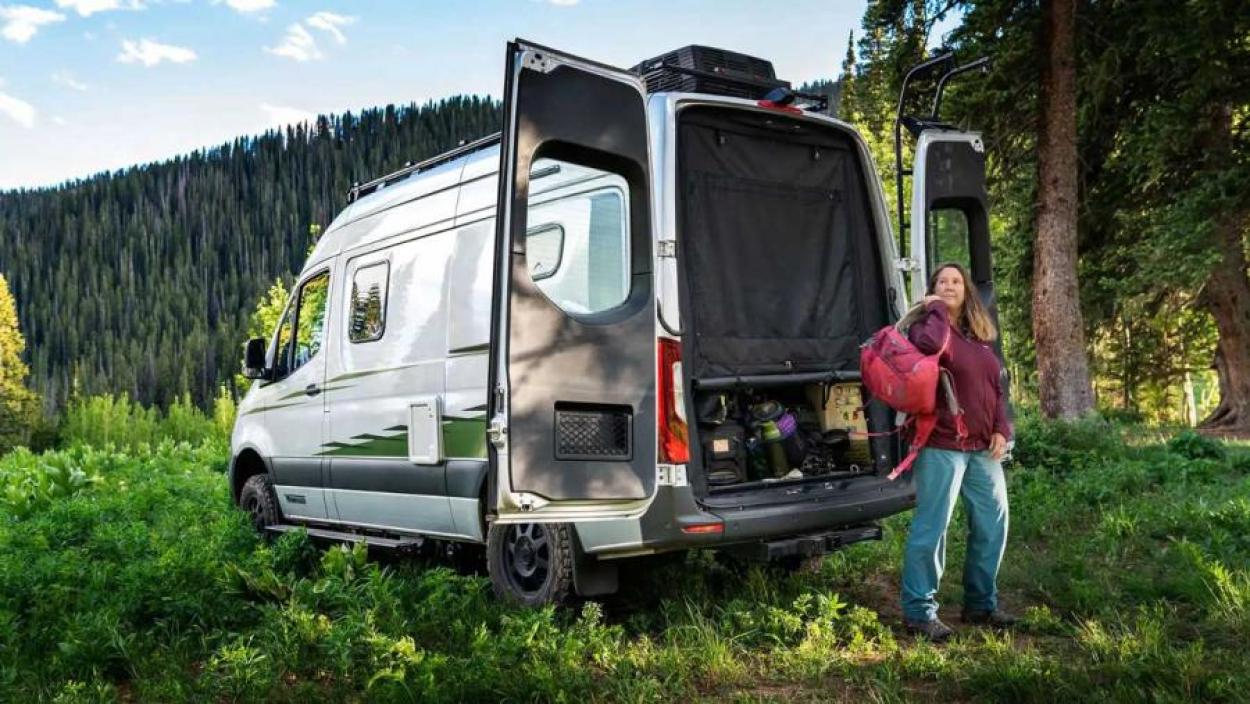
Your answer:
[554,404,632,461]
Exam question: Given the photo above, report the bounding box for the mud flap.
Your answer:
[571,532,620,597]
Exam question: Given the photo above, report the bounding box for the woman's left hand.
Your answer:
[989,433,1008,460]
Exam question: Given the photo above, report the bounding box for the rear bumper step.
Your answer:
[725,523,882,562]
[265,524,425,549]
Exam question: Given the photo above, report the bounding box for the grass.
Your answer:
[2,418,1249,702]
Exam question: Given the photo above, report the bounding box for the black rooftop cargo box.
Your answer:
[632,45,790,100]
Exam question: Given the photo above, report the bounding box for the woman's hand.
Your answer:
[923,294,945,307]
[989,433,1008,460]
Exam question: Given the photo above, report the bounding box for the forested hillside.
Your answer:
[0,96,501,411]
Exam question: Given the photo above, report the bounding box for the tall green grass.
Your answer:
[57,389,234,451]
[1,417,1248,702]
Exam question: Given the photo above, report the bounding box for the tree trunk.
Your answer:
[1198,210,1250,430]
[1032,0,1095,419]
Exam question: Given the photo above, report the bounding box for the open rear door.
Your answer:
[909,129,1011,412]
[488,40,657,523]
[909,130,1002,339]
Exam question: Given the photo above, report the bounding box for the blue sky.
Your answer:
[0,0,954,190]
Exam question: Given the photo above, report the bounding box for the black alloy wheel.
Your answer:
[239,473,282,533]
[487,521,574,606]
[505,523,551,593]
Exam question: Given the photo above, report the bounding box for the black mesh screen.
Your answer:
[554,406,632,461]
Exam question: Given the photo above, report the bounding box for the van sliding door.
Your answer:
[488,40,657,523]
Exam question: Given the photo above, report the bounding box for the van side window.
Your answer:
[348,261,389,343]
[289,271,330,376]
[525,159,630,315]
[271,300,296,380]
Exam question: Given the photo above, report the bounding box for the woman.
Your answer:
[901,262,1014,642]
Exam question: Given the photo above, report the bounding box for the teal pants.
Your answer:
[901,447,1009,623]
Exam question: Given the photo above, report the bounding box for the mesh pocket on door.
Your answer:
[554,404,632,461]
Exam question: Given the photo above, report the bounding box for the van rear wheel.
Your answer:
[487,522,574,606]
[239,473,282,533]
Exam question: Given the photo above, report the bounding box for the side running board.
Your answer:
[265,524,425,550]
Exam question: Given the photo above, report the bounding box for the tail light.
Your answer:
[681,522,724,535]
[756,99,803,115]
[657,337,690,463]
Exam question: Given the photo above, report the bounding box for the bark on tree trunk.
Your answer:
[1194,100,1250,433]
[1032,0,1095,419]
[1198,210,1250,430]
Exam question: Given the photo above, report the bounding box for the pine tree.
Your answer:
[0,274,39,450]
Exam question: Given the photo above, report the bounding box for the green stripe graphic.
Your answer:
[316,416,487,459]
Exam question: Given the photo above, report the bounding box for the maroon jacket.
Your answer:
[907,300,1012,451]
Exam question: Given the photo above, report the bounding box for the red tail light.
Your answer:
[657,337,690,463]
[756,99,803,115]
[681,522,724,535]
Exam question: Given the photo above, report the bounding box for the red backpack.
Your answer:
[860,320,966,480]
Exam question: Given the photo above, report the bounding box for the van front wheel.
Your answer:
[239,473,282,533]
[487,522,574,606]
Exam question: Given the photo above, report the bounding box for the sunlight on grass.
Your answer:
[3,418,1250,701]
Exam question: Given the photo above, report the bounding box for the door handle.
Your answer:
[305,384,321,397]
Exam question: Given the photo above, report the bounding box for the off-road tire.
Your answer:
[239,473,282,533]
[486,522,574,607]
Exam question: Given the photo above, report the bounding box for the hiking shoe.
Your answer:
[961,608,1018,628]
[904,618,954,642]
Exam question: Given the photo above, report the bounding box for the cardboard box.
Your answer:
[806,383,871,463]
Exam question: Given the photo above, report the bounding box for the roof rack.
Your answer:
[347,132,502,204]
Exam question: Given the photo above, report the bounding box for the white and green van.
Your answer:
[229,40,1000,604]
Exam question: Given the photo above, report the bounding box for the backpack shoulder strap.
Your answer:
[937,318,953,358]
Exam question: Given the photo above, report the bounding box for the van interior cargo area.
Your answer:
[692,381,877,493]
[677,106,897,495]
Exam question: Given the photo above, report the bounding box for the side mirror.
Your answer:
[242,338,269,380]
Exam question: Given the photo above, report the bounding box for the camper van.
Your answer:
[229,41,1001,604]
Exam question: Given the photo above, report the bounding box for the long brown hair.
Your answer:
[902,262,998,342]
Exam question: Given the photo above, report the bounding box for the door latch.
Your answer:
[894,257,920,273]
[658,464,688,487]
[487,417,508,451]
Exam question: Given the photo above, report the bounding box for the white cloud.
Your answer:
[261,102,314,128]
[52,70,87,91]
[117,38,197,66]
[266,12,355,62]
[305,11,353,44]
[547,0,580,5]
[52,115,66,125]
[0,90,35,128]
[223,0,274,13]
[0,5,66,44]
[55,0,144,17]
[265,22,319,61]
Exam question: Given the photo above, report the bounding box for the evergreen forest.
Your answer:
[0,97,501,412]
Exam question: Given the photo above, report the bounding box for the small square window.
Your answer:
[349,261,389,343]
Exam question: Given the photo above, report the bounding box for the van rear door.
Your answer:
[488,40,657,523]
[909,130,1002,339]
[909,129,1011,406]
